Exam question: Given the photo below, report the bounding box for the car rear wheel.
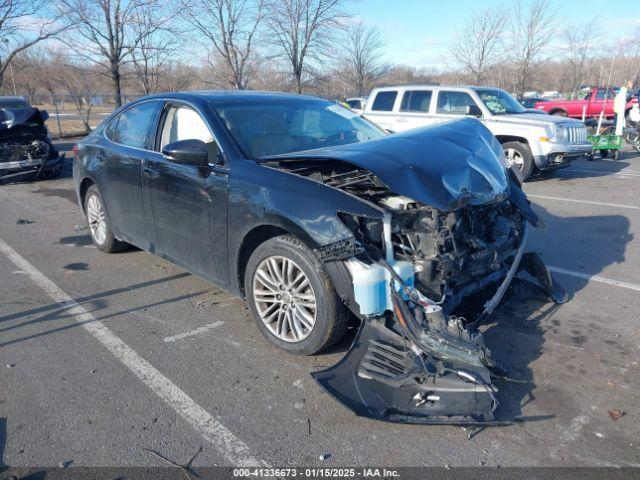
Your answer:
[84,185,128,253]
[244,235,349,355]
[503,141,534,182]
[551,110,567,117]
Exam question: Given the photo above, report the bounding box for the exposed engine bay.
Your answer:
[0,105,62,184]
[265,155,567,425]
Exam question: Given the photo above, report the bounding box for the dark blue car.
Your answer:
[73,90,564,424]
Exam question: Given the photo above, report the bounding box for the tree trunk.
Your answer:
[112,63,123,107]
[0,70,4,91]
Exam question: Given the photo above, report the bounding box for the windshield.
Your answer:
[213,100,385,159]
[476,89,527,115]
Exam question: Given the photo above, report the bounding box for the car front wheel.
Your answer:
[244,235,349,355]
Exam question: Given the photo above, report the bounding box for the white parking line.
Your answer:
[0,237,265,467]
[163,321,224,343]
[527,194,640,211]
[549,266,640,292]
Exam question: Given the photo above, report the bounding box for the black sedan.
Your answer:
[73,91,564,424]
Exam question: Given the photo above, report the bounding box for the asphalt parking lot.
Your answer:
[0,139,639,469]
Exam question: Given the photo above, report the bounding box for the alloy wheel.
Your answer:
[504,148,525,171]
[86,194,107,246]
[252,255,317,343]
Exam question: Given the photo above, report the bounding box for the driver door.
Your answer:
[143,102,229,285]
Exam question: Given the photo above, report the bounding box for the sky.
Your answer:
[351,0,639,70]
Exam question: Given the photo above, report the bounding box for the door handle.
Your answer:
[143,165,160,179]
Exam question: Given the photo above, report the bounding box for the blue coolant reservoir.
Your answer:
[346,259,415,316]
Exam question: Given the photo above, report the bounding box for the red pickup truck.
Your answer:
[534,87,636,119]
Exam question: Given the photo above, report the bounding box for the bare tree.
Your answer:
[131,2,176,94]
[0,0,70,90]
[59,0,164,107]
[562,20,600,96]
[181,0,263,90]
[449,7,506,85]
[265,0,347,93]
[508,0,557,98]
[341,20,384,96]
[56,62,97,132]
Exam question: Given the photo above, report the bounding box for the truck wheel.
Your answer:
[503,142,534,182]
[551,110,567,117]
[244,235,350,355]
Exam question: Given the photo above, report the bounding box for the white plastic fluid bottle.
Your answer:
[345,259,387,315]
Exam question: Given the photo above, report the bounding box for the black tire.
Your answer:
[83,185,128,253]
[502,141,535,182]
[611,149,620,161]
[551,110,567,117]
[244,235,349,355]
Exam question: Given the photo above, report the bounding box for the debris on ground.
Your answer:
[319,453,331,461]
[143,445,203,478]
[58,460,73,468]
[445,464,451,470]
[307,418,311,436]
[608,409,625,421]
[16,219,34,225]
[74,224,87,231]
[607,381,617,388]
[6,364,15,368]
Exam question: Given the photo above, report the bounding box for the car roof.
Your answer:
[138,90,329,105]
[0,96,30,108]
[371,85,504,91]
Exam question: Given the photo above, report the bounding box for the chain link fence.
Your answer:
[25,94,142,139]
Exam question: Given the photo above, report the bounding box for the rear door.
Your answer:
[101,100,161,249]
[143,101,230,285]
[396,89,434,130]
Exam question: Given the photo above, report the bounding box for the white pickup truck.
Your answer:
[363,85,592,180]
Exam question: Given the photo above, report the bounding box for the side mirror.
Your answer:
[465,104,483,117]
[40,110,49,121]
[162,139,208,166]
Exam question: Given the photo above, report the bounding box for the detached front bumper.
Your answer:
[535,142,592,170]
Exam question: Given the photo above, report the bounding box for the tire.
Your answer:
[503,141,534,182]
[83,185,128,253]
[244,235,349,355]
[611,150,620,161]
[551,110,567,117]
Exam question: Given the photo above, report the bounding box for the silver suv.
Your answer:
[363,85,591,181]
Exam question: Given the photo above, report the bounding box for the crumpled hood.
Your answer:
[265,117,509,211]
[0,107,47,131]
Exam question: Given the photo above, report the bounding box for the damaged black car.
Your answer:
[0,96,63,184]
[73,92,566,425]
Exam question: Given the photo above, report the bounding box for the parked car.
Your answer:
[362,85,591,181]
[345,97,367,114]
[0,96,62,184]
[73,91,564,424]
[534,86,637,119]
[519,97,548,108]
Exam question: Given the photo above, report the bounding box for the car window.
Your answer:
[106,101,159,149]
[400,90,432,112]
[595,88,616,100]
[436,91,477,115]
[160,106,214,148]
[214,100,385,158]
[370,91,398,112]
[346,100,361,109]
